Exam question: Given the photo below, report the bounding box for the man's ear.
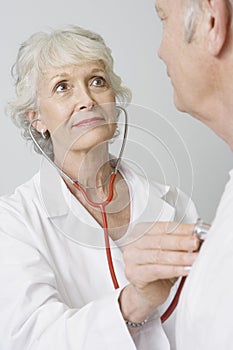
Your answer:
[25,110,47,133]
[204,0,231,56]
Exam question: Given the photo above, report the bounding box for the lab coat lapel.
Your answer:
[130,177,175,224]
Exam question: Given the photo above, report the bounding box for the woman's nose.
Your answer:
[74,86,96,111]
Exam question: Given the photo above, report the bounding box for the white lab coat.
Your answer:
[0,159,197,350]
[176,168,233,350]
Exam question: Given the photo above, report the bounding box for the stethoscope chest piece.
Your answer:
[193,218,211,242]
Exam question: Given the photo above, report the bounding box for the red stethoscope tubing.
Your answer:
[73,171,184,323]
[160,276,186,323]
[73,172,119,289]
[29,109,183,321]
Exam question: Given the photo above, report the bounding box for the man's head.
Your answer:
[155,0,233,146]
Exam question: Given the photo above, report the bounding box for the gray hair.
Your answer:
[184,0,233,43]
[8,25,132,158]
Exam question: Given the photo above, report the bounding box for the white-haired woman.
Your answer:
[0,25,199,350]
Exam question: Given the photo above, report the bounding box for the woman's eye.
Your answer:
[55,81,70,93]
[91,76,107,87]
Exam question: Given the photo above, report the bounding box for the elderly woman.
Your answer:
[0,25,199,350]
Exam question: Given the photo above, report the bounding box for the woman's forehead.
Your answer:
[39,61,106,78]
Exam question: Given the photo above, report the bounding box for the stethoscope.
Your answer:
[29,105,128,290]
[29,105,210,323]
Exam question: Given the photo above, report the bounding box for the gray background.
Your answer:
[1,0,232,223]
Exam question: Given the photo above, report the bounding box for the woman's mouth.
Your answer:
[72,116,105,128]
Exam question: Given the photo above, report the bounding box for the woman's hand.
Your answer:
[119,222,200,323]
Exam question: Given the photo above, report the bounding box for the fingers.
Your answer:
[123,221,200,288]
[132,233,199,251]
[129,222,200,252]
[127,248,198,267]
[133,221,195,237]
[124,244,197,285]
[126,263,191,284]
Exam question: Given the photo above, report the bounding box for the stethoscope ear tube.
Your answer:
[114,106,128,174]
[28,117,75,184]
[28,105,128,183]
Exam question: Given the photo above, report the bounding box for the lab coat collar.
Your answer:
[37,158,176,252]
[38,157,172,220]
[39,158,70,218]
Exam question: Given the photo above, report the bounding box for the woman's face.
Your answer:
[37,60,116,159]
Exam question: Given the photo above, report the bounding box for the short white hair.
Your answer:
[8,25,132,158]
[184,0,233,42]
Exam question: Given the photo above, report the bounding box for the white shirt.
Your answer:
[0,159,197,350]
[176,168,233,350]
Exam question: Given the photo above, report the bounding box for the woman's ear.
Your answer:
[25,110,47,133]
[205,0,231,56]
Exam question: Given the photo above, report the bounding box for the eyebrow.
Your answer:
[49,67,106,82]
[90,68,106,75]
[50,73,68,82]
